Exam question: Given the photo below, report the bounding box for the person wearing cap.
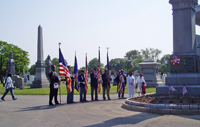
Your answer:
[49,65,60,105]
[116,69,127,99]
[79,70,86,102]
[90,68,98,101]
[127,71,136,98]
[136,73,146,96]
[66,66,75,104]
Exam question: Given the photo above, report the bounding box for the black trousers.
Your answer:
[91,86,98,100]
[49,88,58,104]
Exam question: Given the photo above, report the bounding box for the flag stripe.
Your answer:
[59,48,72,93]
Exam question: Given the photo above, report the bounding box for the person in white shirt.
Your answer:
[1,73,17,101]
[127,71,136,98]
[136,73,146,97]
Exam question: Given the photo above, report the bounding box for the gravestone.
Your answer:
[31,25,49,88]
[13,75,24,89]
[138,61,163,87]
[157,0,200,95]
[7,51,15,76]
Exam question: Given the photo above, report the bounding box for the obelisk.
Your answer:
[31,25,49,88]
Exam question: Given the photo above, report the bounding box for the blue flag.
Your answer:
[74,55,79,92]
[107,50,110,87]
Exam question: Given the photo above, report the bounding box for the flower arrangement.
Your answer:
[179,100,183,103]
[159,100,162,103]
[169,100,173,103]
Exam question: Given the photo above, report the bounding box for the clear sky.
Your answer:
[1,0,200,68]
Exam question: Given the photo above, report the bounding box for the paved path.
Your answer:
[0,94,200,127]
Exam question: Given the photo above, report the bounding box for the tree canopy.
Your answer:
[0,41,29,82]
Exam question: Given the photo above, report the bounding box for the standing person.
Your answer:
[127,71,135,98]
[136,73,146,97]
[142,82,146,96]
[1,73,17,101]
[117,69,127,99]
[90,68,98,101]
[102,69,111,100]
[49,65,60,105]
[79,70,86,102]
[66,66,75,104]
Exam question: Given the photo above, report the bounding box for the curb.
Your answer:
[122,99,200,115]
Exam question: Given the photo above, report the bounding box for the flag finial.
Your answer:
[58,42,61,48]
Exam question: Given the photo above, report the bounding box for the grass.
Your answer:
[0,83,156,95]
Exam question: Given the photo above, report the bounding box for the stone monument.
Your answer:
[7,50,24,89]
[31,25,49,88]
[157,0,200,95]
[7,51,15,76]
[138,61,163,87]
[45,55,52,81]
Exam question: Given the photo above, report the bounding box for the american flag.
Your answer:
[118,60,123,94]
[169,84,177,92]
[59,48,72,93]
[182,85,188,95]
[97,47,101,93]
[85,53,88,92]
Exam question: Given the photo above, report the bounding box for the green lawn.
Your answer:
[0,83,156,95]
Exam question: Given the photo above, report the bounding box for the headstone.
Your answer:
[13,75,24,89]
[31,25,49,88]
[7,51,15,76]
[45,55,52,81]
[138,60,163,87]
[157,0,200,95]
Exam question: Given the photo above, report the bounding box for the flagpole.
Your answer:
[58,42,61,105]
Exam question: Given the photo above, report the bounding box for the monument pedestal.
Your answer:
[157,85,200,96]
[31,65,49,88]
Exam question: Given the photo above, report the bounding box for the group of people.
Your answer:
[49,65,147,106]
[0,65,146,104]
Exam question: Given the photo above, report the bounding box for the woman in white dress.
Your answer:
[127,71,135,98]
[136,73,146,96]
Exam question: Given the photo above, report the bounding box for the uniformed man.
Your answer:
[78,70,86,102]
[116,69,127,99]
[49,65,60,105]
[102,69,111,100]
[66,66,75,104]
[90,68,98,101]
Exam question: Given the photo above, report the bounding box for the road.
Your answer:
[0,94,200,127]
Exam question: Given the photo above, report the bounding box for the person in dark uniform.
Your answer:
[90,68,98,101]
[102,69,111,100]
[66,66,75,104]
[49,65,60,105]
[116,69,127,99]
[79,70,86,102]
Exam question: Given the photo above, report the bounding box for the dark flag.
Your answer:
[74,55,79,92]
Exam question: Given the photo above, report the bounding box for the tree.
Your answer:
[159,54,171,75]
[124,50,143,72]
[0,41,30,82]
[29,64,36,75]
[141,48,161,61]
[88,58,104,74]
[109,58,126,75]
